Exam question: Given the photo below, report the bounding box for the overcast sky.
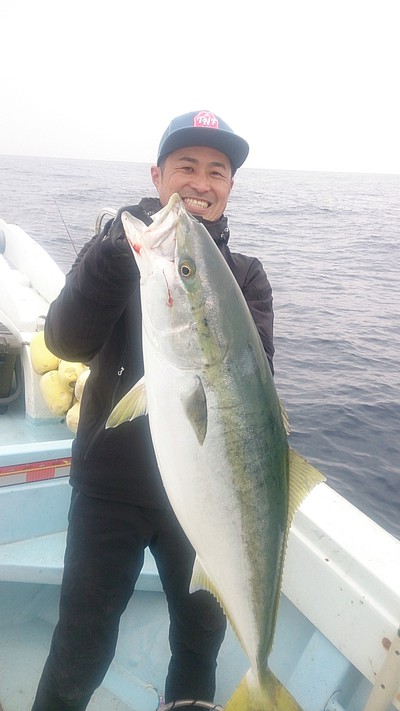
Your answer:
[1,0,399,174]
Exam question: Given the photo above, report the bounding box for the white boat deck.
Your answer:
[0,395,71,448]
[0,477,399,711]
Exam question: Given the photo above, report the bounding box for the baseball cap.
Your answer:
[157,110,249,173]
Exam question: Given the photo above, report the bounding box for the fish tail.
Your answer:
[225,667,304,711]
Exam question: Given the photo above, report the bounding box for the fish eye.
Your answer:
[179,258,196,278]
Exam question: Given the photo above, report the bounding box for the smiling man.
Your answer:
[32,111,275,711]
[153,145,233,221]
[152,110,246,221]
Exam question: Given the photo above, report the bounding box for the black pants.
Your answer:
[31,492,226,711]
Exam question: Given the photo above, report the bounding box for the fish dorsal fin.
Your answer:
[287,447,326,529]
[105,376,147,428]
[182,376,207,445]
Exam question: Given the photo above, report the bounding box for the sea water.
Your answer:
[1,155,399,539]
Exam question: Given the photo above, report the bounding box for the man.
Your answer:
[32,110,274,711]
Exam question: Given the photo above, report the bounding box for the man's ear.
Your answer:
[150,164,160,189]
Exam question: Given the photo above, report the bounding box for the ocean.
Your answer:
[1,154,399,540]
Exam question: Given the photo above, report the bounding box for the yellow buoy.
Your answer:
[58,360,89,392]
[39,370,73,416]
[30,331,60,374]
[74,368,90,402]
[66,401,81,433]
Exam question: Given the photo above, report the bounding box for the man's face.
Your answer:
[151,145,234,222]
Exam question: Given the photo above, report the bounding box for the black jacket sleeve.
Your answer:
[44,206,147,363]
[240,257,275,374]
[222,248,275,374]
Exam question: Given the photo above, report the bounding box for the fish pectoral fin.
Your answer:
[105,376,147,429]
[225,667,304,711]
[181,376,207,445]
[287,448,326,528]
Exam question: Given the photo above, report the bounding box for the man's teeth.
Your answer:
[184,198,209,209]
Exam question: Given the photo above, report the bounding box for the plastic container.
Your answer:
[0,331,22,413]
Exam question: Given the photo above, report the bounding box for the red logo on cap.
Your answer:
[193,111,219,130]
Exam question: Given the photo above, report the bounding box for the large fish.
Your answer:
[106,194,324,710]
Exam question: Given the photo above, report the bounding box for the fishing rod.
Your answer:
[52,195,79,257]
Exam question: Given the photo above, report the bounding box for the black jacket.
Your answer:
[45,198,275,508]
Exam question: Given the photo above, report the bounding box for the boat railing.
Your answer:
[94,207,117,236]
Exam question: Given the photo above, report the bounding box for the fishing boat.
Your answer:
[0,216,399,711]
